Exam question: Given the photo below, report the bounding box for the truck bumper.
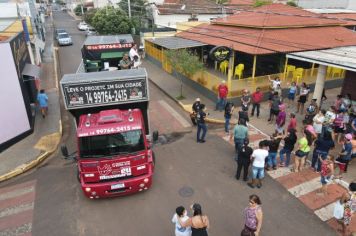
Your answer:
[80,164,153,199]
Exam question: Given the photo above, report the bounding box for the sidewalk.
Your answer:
[144,59,356,232]
[0,14,62,182]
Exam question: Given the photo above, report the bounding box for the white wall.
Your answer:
[0,3,31,18]
[348,0,356,10]
[298,0,348,9]
[0,43,30,145]
[155,14,222,28]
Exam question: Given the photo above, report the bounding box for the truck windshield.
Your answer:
[79,130,145,158]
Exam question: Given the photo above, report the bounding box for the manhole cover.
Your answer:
[178,186,194,197]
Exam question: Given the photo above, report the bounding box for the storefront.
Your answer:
[0,31,40,151]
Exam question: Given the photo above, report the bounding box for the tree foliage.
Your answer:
[165,49,205,98]
[118,0,148,33]
[84,8,98,25]
[74,5,87,16]
[253,0,271,7]
[91,7,133,35]
[286,1,298,7]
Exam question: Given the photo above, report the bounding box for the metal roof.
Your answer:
[83,35,134,45]
[287,46,356,72]
[145,37,206,49]
[61,68,148,84]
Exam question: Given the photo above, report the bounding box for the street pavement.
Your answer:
[0,9,350,236]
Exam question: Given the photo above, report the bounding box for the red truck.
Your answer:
[60,68,156,199]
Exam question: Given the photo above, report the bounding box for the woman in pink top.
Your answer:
[287,113,297,132]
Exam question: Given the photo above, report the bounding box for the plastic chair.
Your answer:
[219,60,229,74]
[234,64,244,79]
[286,65,296,78]
[294,68,304,79]
[331,68,343,78]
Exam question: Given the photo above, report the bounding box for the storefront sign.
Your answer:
[209,46,232,62]
[86,43,133,51]
[61,78,148,109]
[10,32,30,77]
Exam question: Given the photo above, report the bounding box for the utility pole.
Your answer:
[80,0,84,19]
[127,0,131,18]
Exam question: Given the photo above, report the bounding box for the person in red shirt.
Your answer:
[216,80,228,112]
[287,112,297,132]
[251,87,263,118]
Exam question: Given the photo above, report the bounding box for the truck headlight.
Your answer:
[85,187,91,192]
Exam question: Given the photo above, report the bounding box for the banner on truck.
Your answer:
[61,78,148,109]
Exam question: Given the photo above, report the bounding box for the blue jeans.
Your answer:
[267,152,277,168]
[252,166,265,179]
[312,149,328,171]
[279,148,292,166]
[216,97,226,111]
[197,123,207,142]
[225,117,230,133]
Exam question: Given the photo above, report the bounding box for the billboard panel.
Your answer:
[0,43,31,145]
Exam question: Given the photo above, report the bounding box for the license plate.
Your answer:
[111,183,125,190]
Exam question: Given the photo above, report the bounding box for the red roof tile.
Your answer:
[323,13,356,26]
[213,3,345,28]
[227,0,254,6]
[177,23,356,54]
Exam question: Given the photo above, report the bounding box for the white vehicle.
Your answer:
[77,22,88,31]
[85,27,97,36]
[58,33,73,46]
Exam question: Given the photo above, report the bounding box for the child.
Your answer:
[172,206,191,236]
[287,82,297,107]
[318,155,334,196]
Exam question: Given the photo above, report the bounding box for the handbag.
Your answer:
[241,227,255,236]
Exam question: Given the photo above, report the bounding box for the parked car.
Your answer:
[57,33,73,46]
[55,28,67,40]
[77,22,88,31]
[85,27,97,36]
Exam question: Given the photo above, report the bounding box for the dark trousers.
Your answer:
[236,160,250,180]
[251,103,260,117]
[197,123,207,142]
[312,149,328,171]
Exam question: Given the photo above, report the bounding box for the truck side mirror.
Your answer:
[61,145,69,157]
[152,131,159,142]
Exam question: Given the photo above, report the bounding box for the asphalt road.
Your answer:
[0,11,337,236]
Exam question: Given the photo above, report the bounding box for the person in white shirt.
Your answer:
[129,44,139,61]
[313,109,326,136]
[172,206,192,236]
[248,140,269,189]
[268,75,281,91]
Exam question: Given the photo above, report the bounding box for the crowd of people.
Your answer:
[186,78,356,235]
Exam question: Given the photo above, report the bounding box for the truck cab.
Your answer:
[60,68,155,198]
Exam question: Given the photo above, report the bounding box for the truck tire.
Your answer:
[152,152,156,166]
[76,168,81,182]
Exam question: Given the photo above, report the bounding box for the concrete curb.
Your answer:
[148,77,227,125]
[0,120,62,183]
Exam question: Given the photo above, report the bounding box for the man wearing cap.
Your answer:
[190,98,201,126]
[216,80,228,112]
[251,87,263,118]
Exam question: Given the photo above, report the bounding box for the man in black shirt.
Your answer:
[236,139,253,181]
[190,98,201,126]
[196,104,208,143]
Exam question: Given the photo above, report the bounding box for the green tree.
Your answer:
[165,49,205,99]
[253,0,271,7]
[84,8,98,25]
[91,7,133,35]
[286,1,298,7]
[74,5,87,16]
[118,0,148,34]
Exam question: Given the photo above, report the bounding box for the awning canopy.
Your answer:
[287,46,356,72]
[22,63,41,78]
[145,37,206,50]
[101,51,124,59]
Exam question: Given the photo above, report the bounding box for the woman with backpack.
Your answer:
[241,194,263,236]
